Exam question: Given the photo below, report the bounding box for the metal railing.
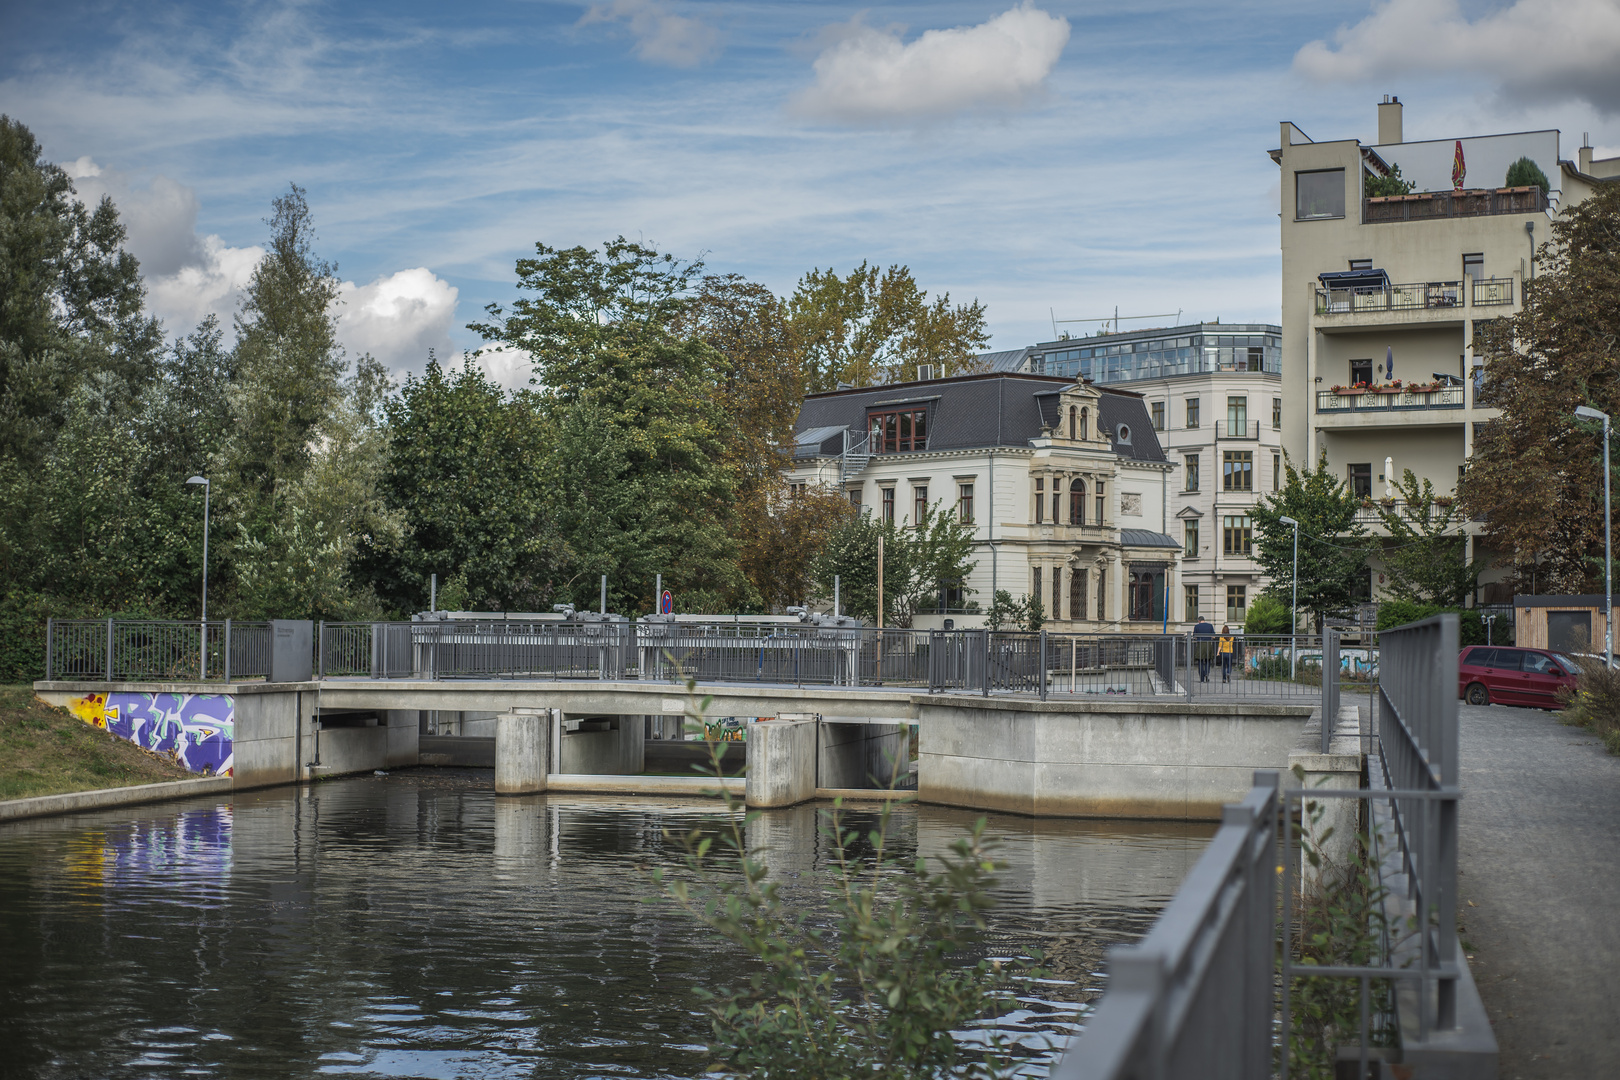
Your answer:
[1316,387,1466,412]
[1214,420,1259,440]
[1471,276,1513,306]
[1315,280,1462,315]
[1060,614,1469,1078]
[45,618,273,682]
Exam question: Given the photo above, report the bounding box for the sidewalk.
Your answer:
[1457,701,1620,1078]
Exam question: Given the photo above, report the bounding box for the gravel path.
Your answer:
[1456,701,1620,1078]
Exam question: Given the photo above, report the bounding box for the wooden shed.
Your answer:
[1514,594,1613,655]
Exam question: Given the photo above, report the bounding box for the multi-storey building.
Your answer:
[787,372,1183,631]
[989,323,1284,625]
[1272,97,1619,602]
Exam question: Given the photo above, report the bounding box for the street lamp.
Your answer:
[1575,406,1612,668]
[187,476,210,678]
[1279,515,1300,677]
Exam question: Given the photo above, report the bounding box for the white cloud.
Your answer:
[792,3,1070,125]
[336,268,459,377]
[1295,0,1620,115]
[580,0,722,68]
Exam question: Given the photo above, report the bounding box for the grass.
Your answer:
[0,685,193,801]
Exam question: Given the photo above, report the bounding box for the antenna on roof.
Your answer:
[1054,308,1182,335]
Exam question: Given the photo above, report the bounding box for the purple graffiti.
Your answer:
[106,693,235,777]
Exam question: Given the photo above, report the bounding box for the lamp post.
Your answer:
[1279,515,1300,678]
[1575,406,1612,668]
[186,475,210,678]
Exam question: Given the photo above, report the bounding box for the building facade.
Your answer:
[1272,98,1619,604]
[788,372,1183,631]
[990,323,1284,625]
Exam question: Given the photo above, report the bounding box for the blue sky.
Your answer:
[4,0,1617,385]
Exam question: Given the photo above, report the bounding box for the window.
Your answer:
[1227,395,1248,436]
[1223,515,1253,556]
[1184,454,1200,492]
[1095,481,1106,525]
[1349,258,1372,271]
[1151,401,1166,430]
[789,482,806,496]
[881,487,895,523]
[868,408,928,453]
[848,488,862,510]
[1052,483,1063,523]
[1070,478,1085,524]
[1272,397,1282,430]
[1070,570,1087,622]
[1350,358,1372,387]
[1184,520,1200,558]
[1226,585,1248,624]
[913,485,928,525]
[1080,407,1089,440]
[1185,584,1200,621]
[1462,252,1484,279]
[1130,569,1165,621]
[1053,568,1063,622]
[1032,567,1042,614]
[1097,569,1107,621]
[1034,478,1045,523]
[1348,463,1372,499]
[957,483,974,524]
[1068,405,1077,440]
[1186,398,1201,428]
[1223,451,1254,491]
[1296,168,1346,220]
[1272,453,1281,492]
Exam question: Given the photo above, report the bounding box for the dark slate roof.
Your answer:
[1120,529,1183,548]
[978,348,1032,373]
[792,373,1168,463]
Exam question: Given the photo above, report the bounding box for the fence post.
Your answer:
[106,617,114,681]
[44,617,53,681]
[317,621,326,680]
[224,619,232,684]
[982,630,990,697]
[1039,629,1048,701]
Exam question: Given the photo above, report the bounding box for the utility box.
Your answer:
[270,620,314,682]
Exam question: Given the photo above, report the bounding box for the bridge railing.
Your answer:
[46,618,273,682]
[1057,614,1477,1078]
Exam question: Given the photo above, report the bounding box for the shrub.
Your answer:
[1560,658,1620,755]
[1244,593,1294,635]
[1364,162,1415,198]
[1504,156,1550,195]
[1374,601,1491,645]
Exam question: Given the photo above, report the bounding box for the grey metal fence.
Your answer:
[45,618,272,682]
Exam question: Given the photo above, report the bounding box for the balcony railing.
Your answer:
[1363,184,1547,223]
[1351,499,1456,524]
[1316,280,1462,315]
[1214,420,1259,440]
[1472,276,1514,306]
[1316,387,1465,412]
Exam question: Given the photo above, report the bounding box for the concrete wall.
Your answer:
[918,697,1311,820]
[385,710,419,769]
[313,725,388,777]
[746,718,817,808]
[818,722,909,789]
[558,715,643,774]
[233,689,303,790]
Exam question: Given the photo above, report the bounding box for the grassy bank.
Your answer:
[0,685,192,801]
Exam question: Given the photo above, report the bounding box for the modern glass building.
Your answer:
[1024,324,1282,385]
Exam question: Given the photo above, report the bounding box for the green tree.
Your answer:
[0,116,163,465]
[1505,156,1551,195]
[1252,451,1373,632]
[1375,469,1487,607]
[367,355,564,614]
[810,505,977,627]
[1461,183,1620,593]
[1364,162,1415,198]
[788,262,989,392]
[1244,592,1294,634]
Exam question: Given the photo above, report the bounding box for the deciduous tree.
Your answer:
[1375,469,1488,607]
[1252,451,1373,632]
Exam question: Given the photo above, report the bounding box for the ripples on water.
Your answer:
[0,769,1212,1078]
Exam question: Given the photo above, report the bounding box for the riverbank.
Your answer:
[0,685,192,801]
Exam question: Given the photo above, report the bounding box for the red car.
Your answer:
[1456,646,1580,709]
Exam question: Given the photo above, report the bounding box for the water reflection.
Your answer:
[0,770,1211,1078]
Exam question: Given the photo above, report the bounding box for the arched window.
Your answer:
[1068,405,1077,441]
[1070,478,1085,525]
[1080,407,1089,440]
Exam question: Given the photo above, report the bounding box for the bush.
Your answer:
[1374,601,1491,646]
[1244,593,1294,635]
[1560,658,1620,755]
[1505,156,1550,195]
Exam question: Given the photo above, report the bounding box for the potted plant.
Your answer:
[1434,495,1455,507]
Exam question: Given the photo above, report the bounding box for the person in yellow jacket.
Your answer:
[1218,626,1235,683]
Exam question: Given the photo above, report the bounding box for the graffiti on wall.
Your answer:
[68,692,234,776]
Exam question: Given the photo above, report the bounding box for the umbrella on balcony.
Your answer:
[1386,346,1394,380]
[1452,140,1466,189]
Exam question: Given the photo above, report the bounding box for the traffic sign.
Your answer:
[660,589,673,614]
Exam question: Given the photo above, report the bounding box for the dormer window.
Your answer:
[1070,479,1086,525]
[868,408,927,453]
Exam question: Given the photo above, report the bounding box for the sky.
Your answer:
[4,0,1619,387]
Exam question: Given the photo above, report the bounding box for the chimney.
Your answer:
[1378,95,1403,145]
[1580,131,1594,174]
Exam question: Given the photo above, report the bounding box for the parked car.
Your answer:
[1456,646,1580,708]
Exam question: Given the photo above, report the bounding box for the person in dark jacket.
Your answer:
[1193,618,1216,682]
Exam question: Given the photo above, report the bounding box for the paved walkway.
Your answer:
[1457,701,1620,1078]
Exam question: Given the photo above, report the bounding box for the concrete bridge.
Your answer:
[35,675,1317,821]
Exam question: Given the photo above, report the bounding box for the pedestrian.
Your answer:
[1194,616,1215,682]
[1218,625,1235,683]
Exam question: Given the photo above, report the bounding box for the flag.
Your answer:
[1452,140,1466,189]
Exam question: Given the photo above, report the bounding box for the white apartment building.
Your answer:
[991,324,1284,626]
[788,372,1183,631]
[1272,98,1620,603]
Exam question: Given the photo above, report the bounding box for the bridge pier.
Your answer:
[745,716,817,808]
[496,709,550,795]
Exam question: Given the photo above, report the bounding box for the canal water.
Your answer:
[0,770,1213,1078]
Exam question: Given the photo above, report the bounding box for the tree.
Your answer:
[809,504,977,627]
[471,238,750,614]
[1375,469,1488,607]
[1244,593,1293,634]
[0,115,162,464]
[1364,162,1415,198]
[1460,184,1620,593]
[736,484,854,614]
[788,262,989,392]
[1505,156,1551,195]
[365,355,564,614]
[1251,451,1373,632]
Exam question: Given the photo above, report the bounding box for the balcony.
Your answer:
[1316,387,1464,413]
[1215,420,1260,440]
[1472,277,1514,306]
[1362,185,1547,224]
[1352,499,1456,525]
[1316,280,1461,316]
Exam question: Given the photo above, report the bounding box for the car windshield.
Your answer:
[1555,653,1582,670]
